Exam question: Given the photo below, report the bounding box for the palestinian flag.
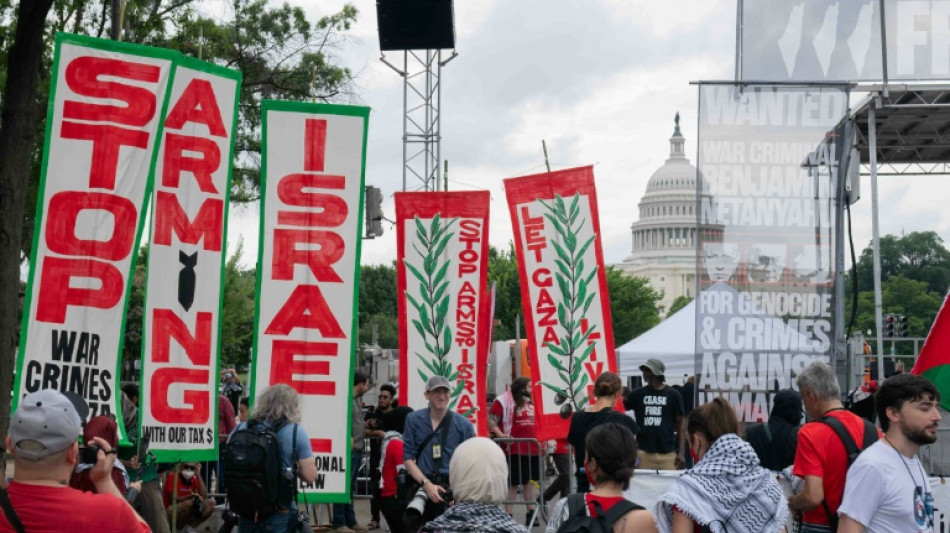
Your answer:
[911,290,950,411]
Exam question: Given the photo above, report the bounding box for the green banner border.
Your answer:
[253,100,370,504]
[13,33,178,448]
[139,55,243,464]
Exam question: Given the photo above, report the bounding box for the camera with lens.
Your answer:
[294,509,311,533]
[404,486,429,518]
[190,494,208,519]
[79,445,100,465]
[218,509,240,533]
[405,480,453,519]
[396,468,408,490]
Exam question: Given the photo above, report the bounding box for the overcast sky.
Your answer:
[216,0,950,270]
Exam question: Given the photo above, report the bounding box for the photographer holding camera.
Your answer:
[402,377,475,533]
[69,415,134,497]
[0,389,149,533]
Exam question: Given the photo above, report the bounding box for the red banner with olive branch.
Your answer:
[504,167,617,441]
[396,191,490,436]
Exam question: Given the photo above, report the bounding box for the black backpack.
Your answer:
[224,419,297,521]
[556,494,643,533]
[817,414,879,532]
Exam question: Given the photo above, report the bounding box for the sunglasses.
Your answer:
[182,465,196,471]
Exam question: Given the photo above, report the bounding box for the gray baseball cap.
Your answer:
[426,375,452,392]
[639,358,666,378]
[10,389,82,460]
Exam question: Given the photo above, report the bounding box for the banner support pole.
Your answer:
[835,114,853,394]
[869,101,886,382]
[515,315,522,377]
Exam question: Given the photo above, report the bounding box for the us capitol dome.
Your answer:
[615,113,719,314]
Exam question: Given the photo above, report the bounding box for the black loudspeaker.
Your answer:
[376,0,455,51]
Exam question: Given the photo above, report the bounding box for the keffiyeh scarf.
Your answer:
[379,430,402,490]
[497,391,515,435]
[420,502,529,533]
[74,458,131,489]
[655,434,788,533]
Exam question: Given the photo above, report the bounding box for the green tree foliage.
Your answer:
[605,267,662,346]
[219,242,256,368]
[487,244,526,340]
[122,247,149,381]
[846,232,950,341]
[359,312,398,349]
[667,295,692,318]
[848,275,943,339]
[854,231,950,296]
[358,263,398,348]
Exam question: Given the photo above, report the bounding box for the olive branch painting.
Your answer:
[404,214,469,411]
[535,193,599,418]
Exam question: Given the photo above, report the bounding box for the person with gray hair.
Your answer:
[788,362,880,533]
[0,389,149,532]
[230,384,318,533]
[419,438,528,533]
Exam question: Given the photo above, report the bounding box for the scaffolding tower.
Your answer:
[382,49,457,192]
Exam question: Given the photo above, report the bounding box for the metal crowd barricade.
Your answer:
[920,428,950,476]
[356,436,374,499]
[494,437,548,529]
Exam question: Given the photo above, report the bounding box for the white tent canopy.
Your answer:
[617,301,696,384]
[617,283,826,386]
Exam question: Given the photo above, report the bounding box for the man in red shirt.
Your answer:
[162,463,215,528]
[788,362,880,533]
[0,389,149,533]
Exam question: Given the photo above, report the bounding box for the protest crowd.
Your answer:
[1,358,944,533]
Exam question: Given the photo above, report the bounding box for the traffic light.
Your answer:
[883,313,896,337]
[364,186,384,238]
[896,314,908,337]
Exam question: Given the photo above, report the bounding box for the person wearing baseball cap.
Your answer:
[623,358,686,470]
[401,376,475,532]
[0,389,149,532]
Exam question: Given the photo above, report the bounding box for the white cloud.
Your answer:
[600,0,733,39]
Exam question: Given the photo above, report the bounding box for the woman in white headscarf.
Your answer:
[420,437,529,533]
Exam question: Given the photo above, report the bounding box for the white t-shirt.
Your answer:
[838,440,934,533]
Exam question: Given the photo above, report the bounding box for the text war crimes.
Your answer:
[22,329,112,416]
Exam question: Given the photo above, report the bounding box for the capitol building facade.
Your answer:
[615,115,711,314]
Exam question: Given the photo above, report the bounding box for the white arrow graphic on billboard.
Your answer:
[814,4,839,76]
[774,2,875,79]
[848,4,874,75]
[778,4,804,77]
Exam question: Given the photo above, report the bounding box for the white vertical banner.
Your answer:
[254,101,369,503]
[140,57,241,462]
[695,85,847,422]
[14,34,175,443]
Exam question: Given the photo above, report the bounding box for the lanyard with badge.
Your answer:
[885,436,934,530]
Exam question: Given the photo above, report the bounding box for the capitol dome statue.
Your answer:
[616,113,719,314]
